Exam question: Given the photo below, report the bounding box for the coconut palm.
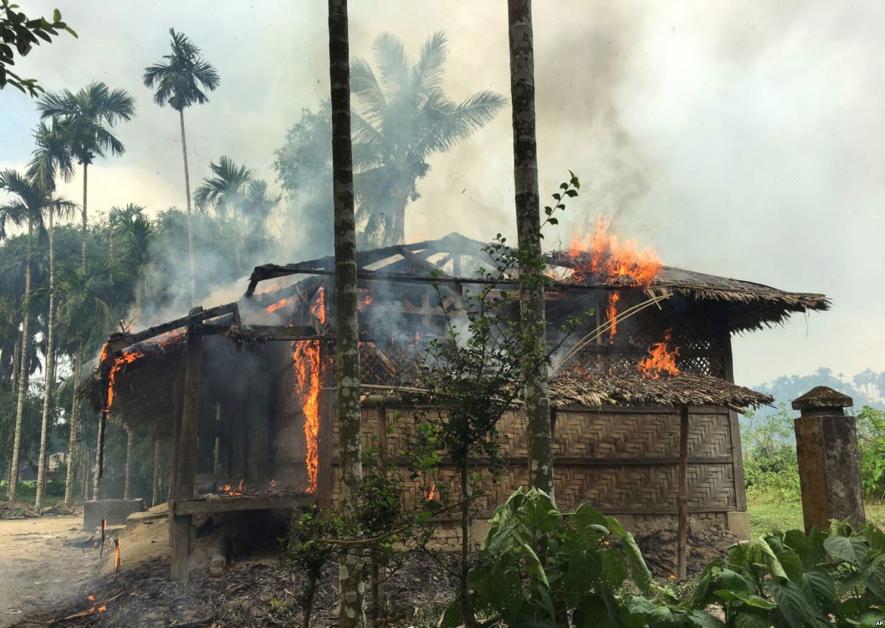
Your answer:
[37,82,133,502]
[143,29,220,303]
[36,81,135,271]
[0,169,47,501]
[351,32,506,247]
[28,120,78,508]
[194,156,254,274]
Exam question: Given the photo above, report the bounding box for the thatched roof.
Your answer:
[549,369,773,410]
[250,232,829,333]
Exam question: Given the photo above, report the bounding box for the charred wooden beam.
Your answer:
[108,303,239,350]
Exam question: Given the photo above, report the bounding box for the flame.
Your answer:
[105,350,144,412]
[85,595,107,615]
[221,479,246,496]
[427,482,439,501]
[309,287,326,326]
[293,340,321,493]
[357,288,373,312]
[155,327,186,347]
[566,217,662,340]
[265,297,289,314]
[114,540,121,574]
[638,329,680,379]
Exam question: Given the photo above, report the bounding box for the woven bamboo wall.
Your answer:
[324,403,744,521]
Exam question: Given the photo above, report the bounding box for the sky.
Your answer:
[1,0,883,388]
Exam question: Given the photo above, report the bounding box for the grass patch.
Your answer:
[748,493,885,535]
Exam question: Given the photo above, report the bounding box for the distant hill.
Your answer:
[752,367,885,417]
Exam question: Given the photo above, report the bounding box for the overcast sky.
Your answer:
[1,1,883,387]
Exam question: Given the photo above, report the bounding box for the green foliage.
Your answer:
[0,0,76,97]
[741,406,800,501]
[445,489,885,627]
[857,406,885,500]
[690,522,885,627]
[441,487,654,627]
[143,28,219,111]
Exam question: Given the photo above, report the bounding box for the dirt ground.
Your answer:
[0,516,98,628]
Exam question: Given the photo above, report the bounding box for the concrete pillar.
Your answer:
[793,386,865,531]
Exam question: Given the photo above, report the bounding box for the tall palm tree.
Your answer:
[37,82,133,502]
[28,121,76,509]
[350,32,506,247]
[0,169,47,501]
[109,203,154,316]
[143,28,220,304]
[508,0,555,499]
[36,82,135,271]
[328,1,365,624]
[194,156,254,275]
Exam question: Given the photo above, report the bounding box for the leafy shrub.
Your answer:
[444,488,885,627]
[857,406,885,500]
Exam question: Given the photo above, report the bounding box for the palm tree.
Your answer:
[28,121,76,509]
[350,32,505,247]
[328,1,365,624]
[144,29,220,303]
[0,170,47,501]
[194,156,254,275]
[109,204,154,316]
[36,82,135,271]
[508,0,555,499]
[37,82,133,503]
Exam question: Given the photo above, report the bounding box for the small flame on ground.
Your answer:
[293,340,321,493]
[426,482,440,501]
[85,595,107,615]
[638,329,680,379]
[114,539,121,574]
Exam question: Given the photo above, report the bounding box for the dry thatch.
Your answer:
[549,368,773,410]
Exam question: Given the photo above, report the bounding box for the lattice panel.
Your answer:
[552,410,732,459]
[554,464,736,511]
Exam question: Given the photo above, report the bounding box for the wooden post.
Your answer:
[123,426,134,500]
[171,322,203,581]
[677,405,689,580]
[93,412,106,500]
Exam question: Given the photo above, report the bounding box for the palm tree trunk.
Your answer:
[8,218,34,502]
[93,412,105,500]
[63,351,82,504]
[36,207,57,510]
[81,162,88,271]
[328,1,365,625]
[123,427,134,499]
[179,108,196,304]
[508,0,555,499]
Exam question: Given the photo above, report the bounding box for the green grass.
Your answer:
[748,492,885,535]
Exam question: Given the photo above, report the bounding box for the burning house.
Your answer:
[84,230,828,578]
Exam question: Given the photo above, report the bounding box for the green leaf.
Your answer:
[776,549,805,583]
[800,569,839,614]
[771,580,824,628]
[438,601,462,628]
[713,589,776,609]
[733,612,770,628]
[52,8,61,22]
[565,189,578,197]
[825,535,862,565]
[601,548,626,589]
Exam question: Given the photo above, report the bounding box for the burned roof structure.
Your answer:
[85,232,823,579]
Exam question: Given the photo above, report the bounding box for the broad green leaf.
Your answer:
[825,535,862,565]
[771,580,824,628]
[800,569,839,613]
[601,548,627,589]
[713,589,776,609]
[733,612,770,628]
[776,549,805,583]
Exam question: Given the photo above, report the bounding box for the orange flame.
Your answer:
[638,329,680,379]
[85,595,107,615]
[309,287,326,326]
[221,479,246,496]
[155,327,186,347]
[114,540,121,574]
[293,340,320,493]
[265,297,289,314]
[105,350,144,411]
[357,288,373,312]
[427,482,439,501]
[567,217,662,340]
